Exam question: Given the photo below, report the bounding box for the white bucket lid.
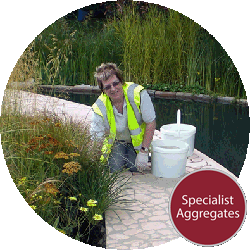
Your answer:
[160,123,196,137]
[151,139,189,154]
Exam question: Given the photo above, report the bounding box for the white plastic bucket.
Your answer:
[160,123,196,157]
[151,139,189,178]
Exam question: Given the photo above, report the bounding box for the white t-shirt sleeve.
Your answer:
[90,111,105,140]
[140,90,156,123]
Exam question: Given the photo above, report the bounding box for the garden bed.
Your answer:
[0,99,130,249]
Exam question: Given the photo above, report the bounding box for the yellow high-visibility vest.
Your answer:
[92,82,146,161]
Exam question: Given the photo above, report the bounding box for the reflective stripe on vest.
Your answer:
[123,82,145,151]
[92,82,145,161]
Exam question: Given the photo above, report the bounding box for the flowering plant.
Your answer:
[1,113,130,242]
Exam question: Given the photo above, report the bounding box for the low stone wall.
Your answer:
[37,84,248,106]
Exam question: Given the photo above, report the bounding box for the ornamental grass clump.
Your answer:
[0,94,131,244]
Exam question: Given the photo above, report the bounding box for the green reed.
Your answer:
[8,3,246,98]
[108,3,245,98]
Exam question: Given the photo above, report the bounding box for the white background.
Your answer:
[0,0,249,249]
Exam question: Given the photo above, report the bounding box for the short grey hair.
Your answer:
[94,63,124,92]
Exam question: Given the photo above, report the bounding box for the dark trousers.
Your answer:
[108,141,138,173]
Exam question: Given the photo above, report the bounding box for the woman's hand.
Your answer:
[135,151,149,172]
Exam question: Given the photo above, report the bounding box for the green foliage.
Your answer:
[9,3,246,98]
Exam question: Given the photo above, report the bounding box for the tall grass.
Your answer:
[8,3,246,98]
[109,3,245,98]
[8,40,40,85]
[32,17,123,86]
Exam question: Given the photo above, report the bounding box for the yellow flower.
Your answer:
[58,229,66,234]
[31,194,37,199]
[30,205,37,210]
[79,207,89,212]
[55,123,61,127]
[54,152,69,159]
[93,214,103,221]
[69,153,80,157]
[44,183,59,195]
[62,161,81,175]
[68,196,77,201]
[215,77,221,82]
[87,199,97,207]
[35,136,45,140]
[31,194,42,200]
[44,151,54,155]
[18,177,26,185]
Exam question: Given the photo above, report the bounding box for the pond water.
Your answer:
[152,97,249,178]
[47,91,249,177]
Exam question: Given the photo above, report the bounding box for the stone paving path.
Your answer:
[3,90,93,124]
[105,148,237,250]
[4,90,237,249]
[105,172,181,249]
